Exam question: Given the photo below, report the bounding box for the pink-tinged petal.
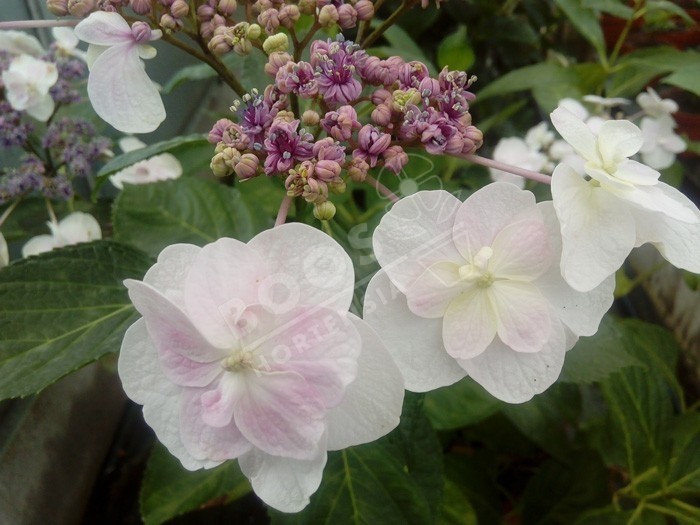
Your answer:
[158,344,222,388]
[238,446,327,513]
[535,202,614,336]
[86,44,107,69]
[184,238,269,348]
[74,11,133,46]
[489,213,552,281]
[406,261,465,318]
[242,304,360,409]
[490,281,551,353]
[552,163,636,292]
[125,279,227,362]
[233,370,326,460]
[198,374,244,427]
[457,317,567,403]
[443,288,497,360]
[118,320,220,470]
[618,182,698,223]
[550,106,599,163]
[180,387,253,462]
[363,270,467,392]
[630,185,700,274]
[452,182,537,260]
[597,119,643,165]
[325,314,403,450]
[612,159,660,186]
[248,223,354,312]
[373,190,463,293]
[87,43,165,133]
[143,243,200,303]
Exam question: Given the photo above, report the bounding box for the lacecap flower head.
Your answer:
[118,223,404,512]
[364,183,613,403]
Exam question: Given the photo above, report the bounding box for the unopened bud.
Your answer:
[355,0,374,21]
[265,51,292,77]
[47,0,69,16]
[208,33,232,54]
[234,153,260,179]
[246,23,262,40]
[318,5,339,27]
[211,152,233,177]
[67,0,97,17]
[278,5,300,28]
[218,0,237,15]
[130,0,152,15]
[313,201,336,221]
[302,110,320,127]
[371,104,392,126]
[328,180,346,194]
[171,0,189,18]
[298,0,316,15]
[263,33,289,54]
[160,13,179,30]
[337,4,357,29]
[275,110,295,123]
[348,158,369,182]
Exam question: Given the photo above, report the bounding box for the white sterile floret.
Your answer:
[550,105,700,292]
[51,27,88,61]
[489,137,547,188]
[639,115,686,170]
[74,12,165,133]
[637,87,679,119]
[364,183,613,403]
[22,212,102,257]
[109,137,182,189]
[118,223,404,512]
[1,54,58,121]
[524,122,555,151]
[0,30,44,57]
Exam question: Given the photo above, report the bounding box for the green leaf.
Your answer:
[112,177,270,257]
[94,134,211,197]
[668,435,700,494]
[646,0,696,25]
[558,315,644,384]
[553,0,606,57]
[438,479,478,525]
[270,394,443,525]
[140,443,251,525]
[0,241,152,400]
[663,65,700,97]
[437,26,475,72]
[424,376,502,430]
[368,21,436,74]
[583,0,635,19]
[163,63,218,93]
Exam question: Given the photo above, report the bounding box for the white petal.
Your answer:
[143,243,201,304]
[55,212,102,245]
[0,30,44,56]
[86,44,107,69]
[248,223,354,312]
[550,106,599,163]
[22,234,56,257]
[612,159,660,186]
[597,120,643,164]
[452,182,538,260]
[406,261,464,318]
[489,212,552,281]
[443,288,497,360]
[238,446,327,513]
[74,11,134,46]
[325,314,403,450]
[641,147,675,170]
[24,95,55,122]
[118,319,220,470]
[362,270,467,392]
[372,190,463,293]
[490,281,551,354]
[619,182,698,223]
[87,43,165,133]
[552,163,636,292]
[535,202,614,336]
[119,136,146,152]
[52,27,80,50]
[631,184,700,274]
[457,318,567,403]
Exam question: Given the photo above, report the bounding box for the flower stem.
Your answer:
[457,154,552,185]
[295,22,321,62]
[275,195,293,226]
[365,174,399,202]
[361,0,416,49]
[0,199,21,229]
[0,20,78,30]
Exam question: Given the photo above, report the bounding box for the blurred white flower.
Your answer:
[0,231,8,267]
[0,30,44,56]
[489,137,547,188]
[582,94,630,107]
[637,88,679,119]
[639,116,686,169]
[22,212,102,257]
[1,55,58,121]
[109,137,183,189]
[525,122,554,151]
[74,12,165,133]
[51,27,87,61]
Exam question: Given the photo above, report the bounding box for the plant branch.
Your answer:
[456,154,552,185]
[365,174,399,202]
[275,195,293,226]
[361,0,416,49]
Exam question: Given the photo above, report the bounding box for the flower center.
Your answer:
[221,349,256,372]
[458,246,494,288]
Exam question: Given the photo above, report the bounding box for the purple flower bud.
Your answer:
[371,88,392,106]
[170,0,190,18]
[347,157,369,182]
[398,61,430,89]
[258,8,280,34]
[265,51,293,77]
[303,177,328,203]
[234,153,260,179]
[313,137,346,163]
[315,159,342,182]
[131,21,154,44]
[67,0,97,18]
[208,33,232,54]
[371,104,392,127]
[337,4,358,29]
[382,145,408,174]
[355,0,375,20]
[418,77,440,101]
[161,13,180,30]
[278,5,300,28]
[321,105,361,142]
[355,125,391,167]
[130,0,153,15]
[208,118,235,143]
[218,0,237,15]
[461,125,483,154]
[197,4,216,21]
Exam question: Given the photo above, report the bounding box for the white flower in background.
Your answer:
[51,27,88,62]
[524,122,555,151]
[550,105,700,292]
[118,223,404,512]
[109,137,183,189]
[0,231,8,267]
[637,87,679,119]
[582,94,631,108]
[22,212,102,257]
[639,116,686,169]
[558,97,608,133]
[364,183,613,403]
[1,55,58,121]
[74,12,165,133]
[489,137,547,188]
[0,30,44,56]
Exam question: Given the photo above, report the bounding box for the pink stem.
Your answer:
[0,20,79,29]
[275,195,293,227]
[365,174,399,203]
[458,154,552,185]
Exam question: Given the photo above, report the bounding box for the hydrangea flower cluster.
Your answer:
[489,90,687,188]
[209,35,483,219]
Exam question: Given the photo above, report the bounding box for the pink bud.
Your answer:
[160,13,179,30]
[383,145,408,174]
[355,0,375,21]
[218,0,237,15]
[47,0,69,16]
[67,0,97,17]
[130,0,153,15]
[208,33,232,54]
[315,160,342,182]
[197,4,216,21]
[131,22,154,44]
[348,157,369,182]
[371,88,392,106]
[337,4,357,29]
[171,0,189,18]
[278,5,300,28]
[371,104,392,127]
[234,154,260,180]
[258,8,280,33]
[265,51,292,77]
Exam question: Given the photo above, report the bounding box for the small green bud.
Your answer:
[313,201,336,221]
[262,33,289,55]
